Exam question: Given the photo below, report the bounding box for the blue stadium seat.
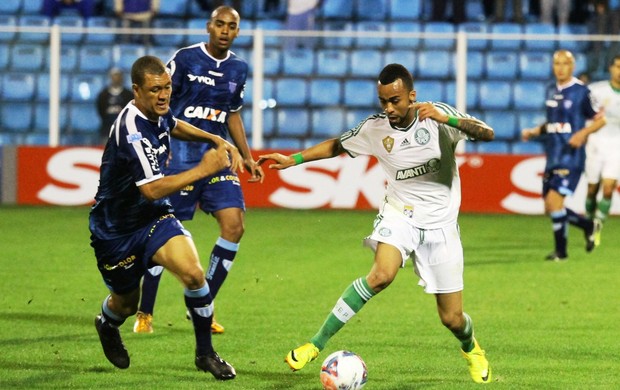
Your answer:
[34,102,69,132]
[113,44,146,71]
[312,108,345,138]
[1,72,36,101]
[513,81,546,110]
[388,0,422,20]
[483,111,517,140]
[558,24,589,52]
[574,52,588,74]
[186,18,206,45]
[0,15,17,43]
[152,19,186,47]
[355,21,388,48]
[415,80,445,102]
[346,109,369,128]
[316,50,348,76]
[384,51,416,76]
[0,0,21,14]
[158,0,188,17]
[344,79,376,107]
[275,78,308,106]
[309,79,342,106]
[277,108,310,137]
[489,23,522,50]
[255,19,284,47]
[24,134,51,145]
[79,45,113,73]
[44,45,78,72]
[85,17,117,45]
[477,141,510,154]
[464,141,477,154]
[350,49,383,77]
[257,49,281,76]
[518,111,546,130]
[512,141,544,155]
[389,21,421,49]
[321,0,354,20]
[422,22,455,50]
[322,21,354,49]
[1,102,33,132]
[61,133,98,146]
[70,74,104,103]
[10,43,44,71]
[242,107,275,138]
[282,49,315,76]
[36,73,70,101]
[485,51,518,79]
[147,46,177,64]
[445,80,480,109]
[519,52,551,80]
[18,15,50,43]
[416,50,452,79]
[356,0,388,21]
[70,103,101,133]
[0,133,23,145]
[267,137,302,149]
[458,22,488,51]
[244,78,275,105]
[22,0,43,14]
[466,51,485,79]
[524,23,556,51]
[0,45,10,69]
[479,81,512,109]
[53,15,84,44]
[235,20,254,48]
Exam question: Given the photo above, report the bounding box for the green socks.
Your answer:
[454,312,475,352]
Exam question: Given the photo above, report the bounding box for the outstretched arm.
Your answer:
[415,102,494,141]
[257,138,345,169]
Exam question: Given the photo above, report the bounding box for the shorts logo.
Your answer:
[414,128,431,145]
[382,136,394,153]
[379,227,392,237]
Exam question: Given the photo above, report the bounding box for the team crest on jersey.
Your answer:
[414,128,431,145]
[382,136,394,153]
[563,100,573,109]
[229,81,237,93]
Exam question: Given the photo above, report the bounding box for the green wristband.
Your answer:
[292,153,304,165]
[447,116,458,127]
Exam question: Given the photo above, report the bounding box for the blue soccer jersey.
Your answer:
[543,77,598,172]
[89,103,178,239]
[166,43,248,170]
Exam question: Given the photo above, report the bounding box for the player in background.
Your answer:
[133,6,263,334]
[258,64,495,384]
[90,55,241,380]
[521,49,606,261]
[584,54,620,245]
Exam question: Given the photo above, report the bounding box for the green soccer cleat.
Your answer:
[461,339,492,384]
[285,342,319,371]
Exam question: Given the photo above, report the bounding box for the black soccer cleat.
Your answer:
[95,315,130,369]
[195,351,236,380]
[545,251,567,262]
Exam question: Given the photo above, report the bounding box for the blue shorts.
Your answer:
[90,214,190,294]
[542,168,582,197]
[166,167,245,221]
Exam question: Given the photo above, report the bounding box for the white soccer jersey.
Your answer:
[340,102,469,229]
[585,81,620,182]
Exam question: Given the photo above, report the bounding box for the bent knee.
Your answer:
[180,268,207,290]
[366,271,396,292]
[440,311,464,331]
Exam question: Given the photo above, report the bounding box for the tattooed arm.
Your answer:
[414,102,495,142]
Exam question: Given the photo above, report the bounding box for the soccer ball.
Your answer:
[320,350,368,390]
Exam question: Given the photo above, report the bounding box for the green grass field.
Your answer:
[1,206,618,389]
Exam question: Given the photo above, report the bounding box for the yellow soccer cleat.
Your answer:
[594,219,603,247]
[133,311,153,334]
[461,339,492,384]
[211,317,225,334]
[285,342,319,371]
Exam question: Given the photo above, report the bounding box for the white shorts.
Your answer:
[363,201,464,294]
[585,139,620,183]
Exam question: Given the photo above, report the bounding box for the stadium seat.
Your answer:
[0,133,22,145]
[483,110,517,140]
[79,45,113,73]
[415,80,445,102]
[84,16,117,45]
[518,111,546,130]
[18,15,50,44]
[458,22,488,51]
[309,78,342,106]
[147,45,177,64]
[519,52,551,80]
[36,73,70,101]
[445,80,480,109]
[356,0,388,21]
[479,81,512,110]
[10,43,44,71]
[485,51,518,80]
[186,18,206,45]
[312,108,345,138]
[282,49,315,76]
[267,137,302,149]
[463,141,478,154]
[574,52,588,74]
[42,45,78,72]
[388,0,422,20]
[53,15,84,44]
[416,50,452,79]
[1,72,36,101]
[321,0,354,20]
[61,133,97,146]
[0,15,17,43]
[422,22,455,50]
[33,102,69,132]
[322,21,354,49]
[465,51,485,79]
[276,108,310,137]
[113,44,146,71]
[512,141,544,154]
[477,140,510,154]
[69,103,101,133]
[275,78,308,106]
[22,0,43,14]
[1,102,33,132]
[316,50,348,76]
[389,21,421,49]
[0,45,10,69]
[70,74,104,102]
[346,109,369,128]
[355,21,388,48]
[524,23,557,51]
[489,23,522,50]
[158,0,188,17]
[235,19,254,48]
[384,51,416,76]
[344,79,376,107]
[257,49,281,75]
[0,0,21,14]
[350,49,383,77]
[557,24,589,52]
[242,107,275,138]
[513,81,546,110]
[255,19,284,47]
[152,19,186,47]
